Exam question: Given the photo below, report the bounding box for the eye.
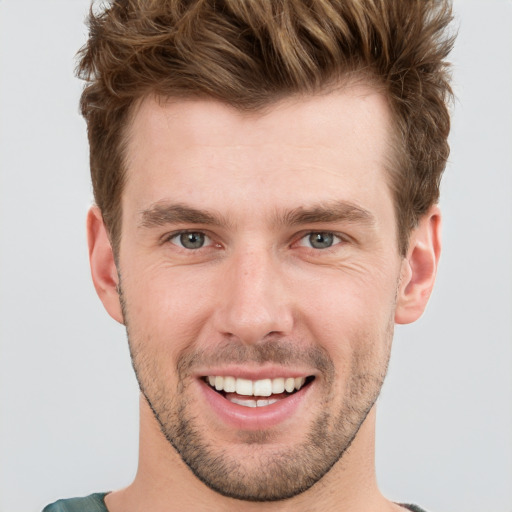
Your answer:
[298,232,342,249]
[169,231,211,249]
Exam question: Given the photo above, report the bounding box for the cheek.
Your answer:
[121,266,217,356]
[296,267,397,356]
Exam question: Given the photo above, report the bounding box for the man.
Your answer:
[44,0,454,510]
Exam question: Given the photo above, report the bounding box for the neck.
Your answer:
[105,395,397,512]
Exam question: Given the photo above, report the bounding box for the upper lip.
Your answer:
[193,365,315,381]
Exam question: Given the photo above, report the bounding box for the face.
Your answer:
[116,87,405,501]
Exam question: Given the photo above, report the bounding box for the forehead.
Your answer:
[122,86,394,225]
[127,85,391,159]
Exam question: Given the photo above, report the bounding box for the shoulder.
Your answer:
[42,493,109,512]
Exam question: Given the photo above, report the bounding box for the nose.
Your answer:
[213,248,294,345]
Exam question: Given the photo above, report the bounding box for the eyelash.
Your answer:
[166,231,216,250]
[164,230,346,251]
[296,232,344,250]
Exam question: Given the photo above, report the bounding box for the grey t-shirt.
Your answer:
[43,493,428,512]
[43,494,108,512]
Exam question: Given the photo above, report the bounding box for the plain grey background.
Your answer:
[0,1,511,511]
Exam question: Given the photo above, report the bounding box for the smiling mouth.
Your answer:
[204,375,315,407]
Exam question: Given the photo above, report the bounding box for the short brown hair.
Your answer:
[77,0,454,255]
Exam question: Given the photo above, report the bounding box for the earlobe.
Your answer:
[395,205,442,325]
[87,206,124,324]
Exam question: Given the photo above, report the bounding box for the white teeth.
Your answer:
[229,397,280,407]
[256,398,278,407]
[235,378,254,396]
[284,377,295,393]
[230,397,257,407]
[223,375,236,393]
[253,379,272,397]
[206,375,309,396]
[272,378,285,394]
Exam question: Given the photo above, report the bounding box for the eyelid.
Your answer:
[162,229,215,248]
[294,231,346,249]
[160,229,348,250]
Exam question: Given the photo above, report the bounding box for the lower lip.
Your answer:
[198,379,311,430]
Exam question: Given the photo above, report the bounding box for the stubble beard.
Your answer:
[120,287,393,502]
[128,340,391,501]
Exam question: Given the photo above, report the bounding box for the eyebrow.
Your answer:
[276,201,375,227]
[139,203,230,228]
[138,200,375,229]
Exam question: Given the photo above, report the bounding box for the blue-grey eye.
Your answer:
[171,232,208,249]
[300,232,340,249]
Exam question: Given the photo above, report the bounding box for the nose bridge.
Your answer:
[214,245,293,344]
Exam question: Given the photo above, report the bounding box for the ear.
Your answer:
[87,206,124,324]
[395,205,442,324]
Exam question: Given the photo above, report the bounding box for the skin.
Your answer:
[88,85,441,512]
